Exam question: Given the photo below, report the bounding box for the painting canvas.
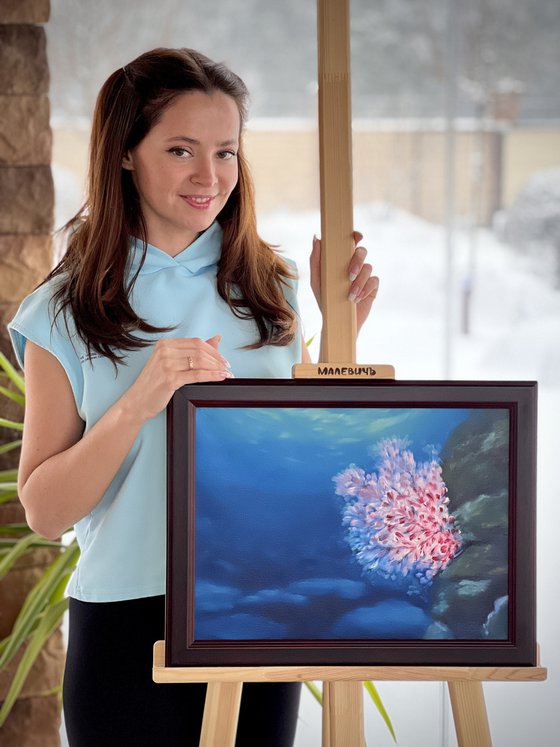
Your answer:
[165,380,537,667]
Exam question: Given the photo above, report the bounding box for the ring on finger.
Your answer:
[187,355,194,371]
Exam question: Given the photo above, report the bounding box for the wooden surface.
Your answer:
[153,641,547,684]
[292,363,396,379]
[316,0,357,363]
[199,681,243,747]
[323,681,365,747]
[448,681,492,747]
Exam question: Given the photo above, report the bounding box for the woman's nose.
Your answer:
[191,157,217,187]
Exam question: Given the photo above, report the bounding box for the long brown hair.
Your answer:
[47,48,297,363]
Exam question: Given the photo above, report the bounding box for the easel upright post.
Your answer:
[315,2,368,742]
[293,0,394,380]
[322,680,365,747]
[316,0,356,364]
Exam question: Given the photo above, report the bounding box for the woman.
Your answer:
[8,48,378,746]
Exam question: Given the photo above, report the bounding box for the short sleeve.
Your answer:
[7,282,84,412]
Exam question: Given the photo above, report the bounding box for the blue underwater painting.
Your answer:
[194,406,510,643]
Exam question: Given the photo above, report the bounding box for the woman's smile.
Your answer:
[180,194,217,209]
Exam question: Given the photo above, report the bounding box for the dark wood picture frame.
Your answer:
[165,379,537,668]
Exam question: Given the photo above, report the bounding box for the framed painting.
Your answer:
[165,379,537,667]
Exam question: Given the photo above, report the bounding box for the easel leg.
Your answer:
[199,681,243,747]
[322,681,365,747]
[448,681,492,747]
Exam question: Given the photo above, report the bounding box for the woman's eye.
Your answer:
[168,147,191,157]
[218,150,237,160]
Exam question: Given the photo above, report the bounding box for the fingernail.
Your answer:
[349,269,358,282]
[348,291,359,303]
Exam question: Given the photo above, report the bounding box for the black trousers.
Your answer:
[63,595,301,747]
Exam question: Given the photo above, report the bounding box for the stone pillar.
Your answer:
[0,0,54,360]
[0,3,63,746]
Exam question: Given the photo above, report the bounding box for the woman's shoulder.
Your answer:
[7,275,79,370]
[15,275,65,312]
[9,276,70,334]
[7,274,85,409]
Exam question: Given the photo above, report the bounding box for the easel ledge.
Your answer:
[153,641,546,683]
[153,642,546,747]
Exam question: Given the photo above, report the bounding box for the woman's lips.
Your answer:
[181,195,215,210]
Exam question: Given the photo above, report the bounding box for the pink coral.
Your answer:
[334,438,462,592]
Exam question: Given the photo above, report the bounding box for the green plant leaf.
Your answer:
[0,439,22,456]
[0,418,23,432]
[0,490,19,505]
[0,352,25,394]
[0,537,63,548]
[0,533,38,581]
[16,541,79,625]
[0,523,28,534]
[364,680,397,742]
[0,533,61,572]
[0,469,19,482]
[0,481,19,507]
[0,597,68,727]
[0,565,73,658]
[304,680,323,705]
[0,385,25,407]
[0,522,45,547]
[37,684,63,698]
[0,541,79,671]
[0,522,30,533]
[0,385,24,407]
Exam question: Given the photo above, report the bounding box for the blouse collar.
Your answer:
[128,221,222,277]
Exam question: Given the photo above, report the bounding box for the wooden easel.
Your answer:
[153,642,547,747]
[154,1,547,744]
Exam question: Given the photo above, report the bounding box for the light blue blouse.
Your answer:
[8,221,302,601]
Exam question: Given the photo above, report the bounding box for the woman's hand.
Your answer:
[122,334,232,423]
[310,231,379,334]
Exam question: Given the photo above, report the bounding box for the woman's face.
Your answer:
[123,90,240,255]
